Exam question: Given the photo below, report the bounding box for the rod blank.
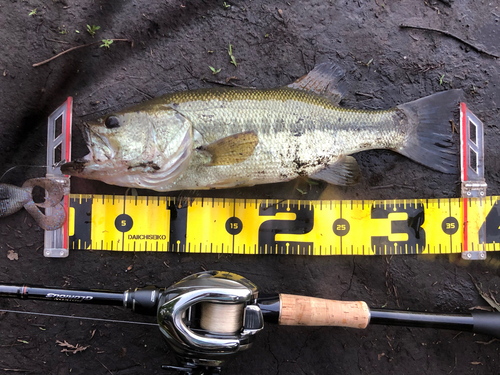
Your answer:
[370,309,500,338]
[0,284,124,306]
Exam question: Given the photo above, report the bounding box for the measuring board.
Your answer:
[66,195,500,256]
[45,99,490,258]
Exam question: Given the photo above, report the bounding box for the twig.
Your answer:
[202,78,256,89]
[476,338,500,345]
[33,39,133,67]
[130,86,154,100]
[355,92,374,99]
[97,359,114,375]
[44,36,71,44]
[400,24,500,58]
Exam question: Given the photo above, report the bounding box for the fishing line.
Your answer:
[200,302,244,334]
[0,166,47,181]
[0,308,158,327]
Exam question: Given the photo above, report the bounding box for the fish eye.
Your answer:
[104,115,120,129]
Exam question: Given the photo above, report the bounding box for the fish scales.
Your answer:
[166,88,404,189]
[61,63,461,191]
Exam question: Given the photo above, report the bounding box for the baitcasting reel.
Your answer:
[0,271,266,374]
[156,271,264,373]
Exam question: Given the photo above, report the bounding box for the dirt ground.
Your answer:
[1,0,500,374]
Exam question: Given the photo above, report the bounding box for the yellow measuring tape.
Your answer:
[67,195,500,256]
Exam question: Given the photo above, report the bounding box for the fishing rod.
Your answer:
[1,270,499,374]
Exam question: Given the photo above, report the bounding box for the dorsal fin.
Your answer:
[287,63,347,105]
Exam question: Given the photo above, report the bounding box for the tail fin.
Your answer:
[397,89,463,173]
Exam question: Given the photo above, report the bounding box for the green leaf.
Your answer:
[296,188,307,195]
[100,39,113,49]
[87,25,100,37]
[307,179,319,186]
[228,43,237,67]
[209,66,221,75]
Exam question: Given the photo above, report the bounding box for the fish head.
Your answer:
[62,106,193,190]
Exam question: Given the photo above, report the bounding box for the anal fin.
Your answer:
[310,156,362,186]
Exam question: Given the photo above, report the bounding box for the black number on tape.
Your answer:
[333,218,350,236]
[258,202,313,255]
[370,203,426,255]
[480,200,500,243]
[442,217,459,235]
[168,199,188,252]
[115,214,133,232]
[226,217,243,235]
[69,197,92,250]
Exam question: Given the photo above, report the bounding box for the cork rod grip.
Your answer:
[279,294,370,329]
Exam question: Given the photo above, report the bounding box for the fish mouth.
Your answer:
[60,122,115,177]
[60,157,90,175]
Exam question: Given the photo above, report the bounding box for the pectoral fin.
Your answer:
[202,131,259,166]
[310,156,362,186]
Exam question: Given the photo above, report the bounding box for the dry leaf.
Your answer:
[471,362,483,365]
[469,274,500,312]
[7,250,18,261]
[56,340,89,354]
[469,305,494,312]
[450,120,458,134]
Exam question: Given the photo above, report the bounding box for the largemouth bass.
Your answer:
[62,63,461,191]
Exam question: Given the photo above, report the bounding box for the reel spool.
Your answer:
[156,271,265,374]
